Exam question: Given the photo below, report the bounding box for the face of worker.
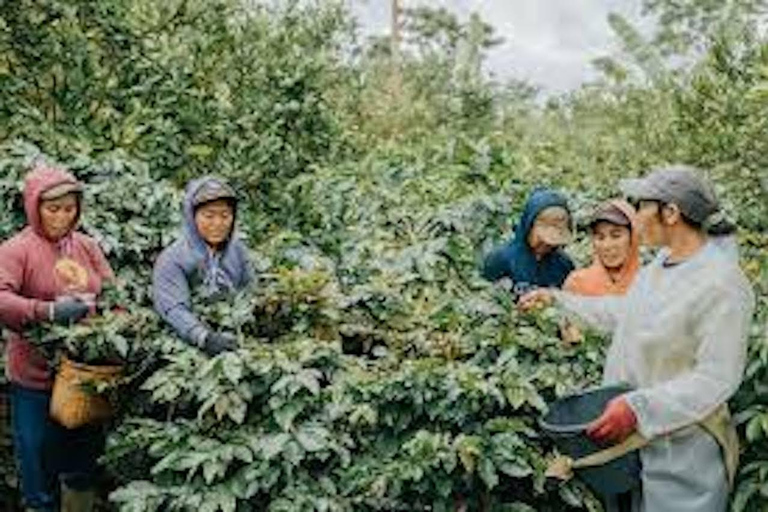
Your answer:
[195,199,235,248]
[39,193,79,241]
[528,206,571,257]
[591,221,632,270]
[635,200,681,248]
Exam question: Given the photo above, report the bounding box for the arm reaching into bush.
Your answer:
[519,288,624,336]
[152,247,210,346]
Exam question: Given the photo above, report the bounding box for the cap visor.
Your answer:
[194,191,237,207]
[538,226,572,247]
[40,182,83,200]
[591,208,630,227]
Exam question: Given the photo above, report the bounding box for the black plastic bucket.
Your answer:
[540,384,641,496]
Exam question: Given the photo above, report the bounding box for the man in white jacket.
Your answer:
[522,166,755,512]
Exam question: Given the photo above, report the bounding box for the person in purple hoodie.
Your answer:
[152,177,253,356]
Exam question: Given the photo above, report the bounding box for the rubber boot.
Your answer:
[59,484,94,512]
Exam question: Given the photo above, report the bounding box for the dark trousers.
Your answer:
[10,384,103,511]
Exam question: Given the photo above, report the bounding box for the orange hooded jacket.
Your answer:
[563,200,640,296]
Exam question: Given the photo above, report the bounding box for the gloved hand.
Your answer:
[202,331,238,356]
[48,298,91,325]
[586,396,637,444]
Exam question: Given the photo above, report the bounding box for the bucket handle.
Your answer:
[546,432,647,481]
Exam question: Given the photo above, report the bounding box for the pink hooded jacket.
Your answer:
[0,166,113,390]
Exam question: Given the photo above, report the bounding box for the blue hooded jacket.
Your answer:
[482,188,574,291]
[152,177,253,345]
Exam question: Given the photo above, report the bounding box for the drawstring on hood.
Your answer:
[153,176,253,346]
[182,177,240,296]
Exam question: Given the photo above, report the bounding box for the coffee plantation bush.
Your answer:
[0,1,767,511]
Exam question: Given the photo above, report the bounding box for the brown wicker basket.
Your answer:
[50,355,123,430]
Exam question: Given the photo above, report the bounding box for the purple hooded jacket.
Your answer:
[152,177,253,345]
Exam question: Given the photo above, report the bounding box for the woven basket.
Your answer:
[50,355,122,429]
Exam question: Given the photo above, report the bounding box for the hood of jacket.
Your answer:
[566,199,641,296]
[512,188,572,249]
[183,176,239,255]
[23,165,82,240]
[500,187,574,288]
[181,176,246,296]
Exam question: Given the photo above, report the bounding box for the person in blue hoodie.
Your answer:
[153,177,253,356]
[482,188,575,297]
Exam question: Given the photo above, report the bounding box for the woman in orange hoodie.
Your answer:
[558,200,639,347]
[564,200,640,297]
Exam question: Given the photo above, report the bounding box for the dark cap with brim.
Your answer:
[590,203,630,228]
[619,165,719,224]
[619,178,665,203]
[40,182,83,201]
[193,180,237,208]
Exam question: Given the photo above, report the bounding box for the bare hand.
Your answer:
[518,289,553,312]
[560,321,584,345]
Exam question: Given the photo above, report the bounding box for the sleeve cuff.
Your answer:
[624,391,654,438]
[190,327,209,347]
[33,301,52,322]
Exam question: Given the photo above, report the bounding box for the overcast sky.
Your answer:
[349,0,648,93]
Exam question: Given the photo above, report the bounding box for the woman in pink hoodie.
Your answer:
[0,165,113,512]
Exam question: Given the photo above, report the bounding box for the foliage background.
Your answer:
[0,0,767,511]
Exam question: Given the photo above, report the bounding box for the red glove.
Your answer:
[586,396,637,444]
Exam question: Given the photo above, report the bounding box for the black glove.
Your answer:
[50,298,90,325]
[202,331,238,356]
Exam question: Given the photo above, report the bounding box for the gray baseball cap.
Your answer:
[620,165,720,224]
[193,179,237,207]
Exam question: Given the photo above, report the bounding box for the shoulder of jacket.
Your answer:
[708,262,753,298]
[549,249,574,267]
[234,238,252,256]
[156,239,196,269]
[561,251,575,267]
[564,267,587,282]
[494,242,518,260]
[72,231,103,250]
[0,228,36,254]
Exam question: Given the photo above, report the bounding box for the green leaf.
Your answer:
[222,353,244,384]
[478,457,498,488]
